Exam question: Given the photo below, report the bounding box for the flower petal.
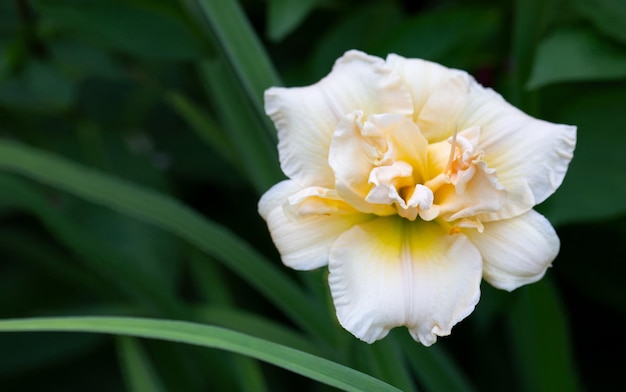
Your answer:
[259,180,371,270]
[258,179,297,220]
[329,112,429,216]
[435,160,507,221]
[426,127,507,221]
[328,112,397,216]
[465,88,577,221]
[265,50,413,188]
[389,54,576,221]
[386,54,469,142]
[328,217,482,345]
[464,209,560,291]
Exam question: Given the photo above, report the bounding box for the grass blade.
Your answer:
[0,175,185,316]
[0,317,402,392]
[508,279,580,392]
[197,57,283,193]
[195,306,322,357]
[399,333,476,392]
[117,337,167,392]
[370,337,418,392]
[0,140,333,343]
[164,91,242,174]
[181,0,281,125]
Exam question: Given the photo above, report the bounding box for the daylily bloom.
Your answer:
[258,50,576,346]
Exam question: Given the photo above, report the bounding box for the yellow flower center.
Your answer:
[291,110,506,231]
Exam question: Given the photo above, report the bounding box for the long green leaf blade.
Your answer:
[164,91,241,172]
[508,279,580,392]
[0,175,185,317]
[527,28,626,89]
[117,337,167,392]
[0,317,401,392]
[399,334,476,392]
[197,57,283,193]
[181,0,281,124]
[0,140,333,343]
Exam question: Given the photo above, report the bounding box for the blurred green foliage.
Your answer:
[0,0,625,391]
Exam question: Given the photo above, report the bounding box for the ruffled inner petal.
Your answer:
[330,111,432,218]
[425,126,507,221]
[328,111,396,216]
[366,161,414,205]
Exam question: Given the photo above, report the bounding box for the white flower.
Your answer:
[258,50,576,346]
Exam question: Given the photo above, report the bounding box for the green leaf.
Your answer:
[382,6,499,70]
[571,0,626,44]
[188,255,270,392]
[398,333,477,392]
[188,251,236,306]
[527,28,626,89]
[369,337,417,392]
[181,0,282,121]
[178,0,284,193]
[80,209,182,295]
[311,2,403,79]
[196,58,283,194]
[0,61,76,112]
[0,227,110,298]
[508,280,580,392]
[196,306,323,357]
[117,337,167,392]
[230,355,268,392]
[0,175,185,316]
[511,0,559,108]
[0,332,102,376]
[0,140,333,343]
[267,0,319,42]
[0,317,402,392]
[50,40,122,80]
[556,219,626,316]
[34,0,207,60]
[539,85,626,225]
[164,91,241,174]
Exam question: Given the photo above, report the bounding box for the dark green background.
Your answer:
[1,0,625,390]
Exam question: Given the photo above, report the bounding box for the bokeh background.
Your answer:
[1,0,625,391]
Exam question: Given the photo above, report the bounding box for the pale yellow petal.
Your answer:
[463,88,577,221]
[386,54,469,142]
[329,217,482,345]
[434,160,507,221]
[329,111,430,216]
[464,209,560,291]
[258,180,298,220]
[328,111,396,216]
[259,179,371,270]
[265,50,413,188]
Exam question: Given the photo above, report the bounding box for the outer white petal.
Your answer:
[464,209,560,291]
[265,50,413,188]
[465,88,576,221]
[329,217,482,345]
[259,180,297,220]
[259,180,371,270]
[386,54,468,142]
